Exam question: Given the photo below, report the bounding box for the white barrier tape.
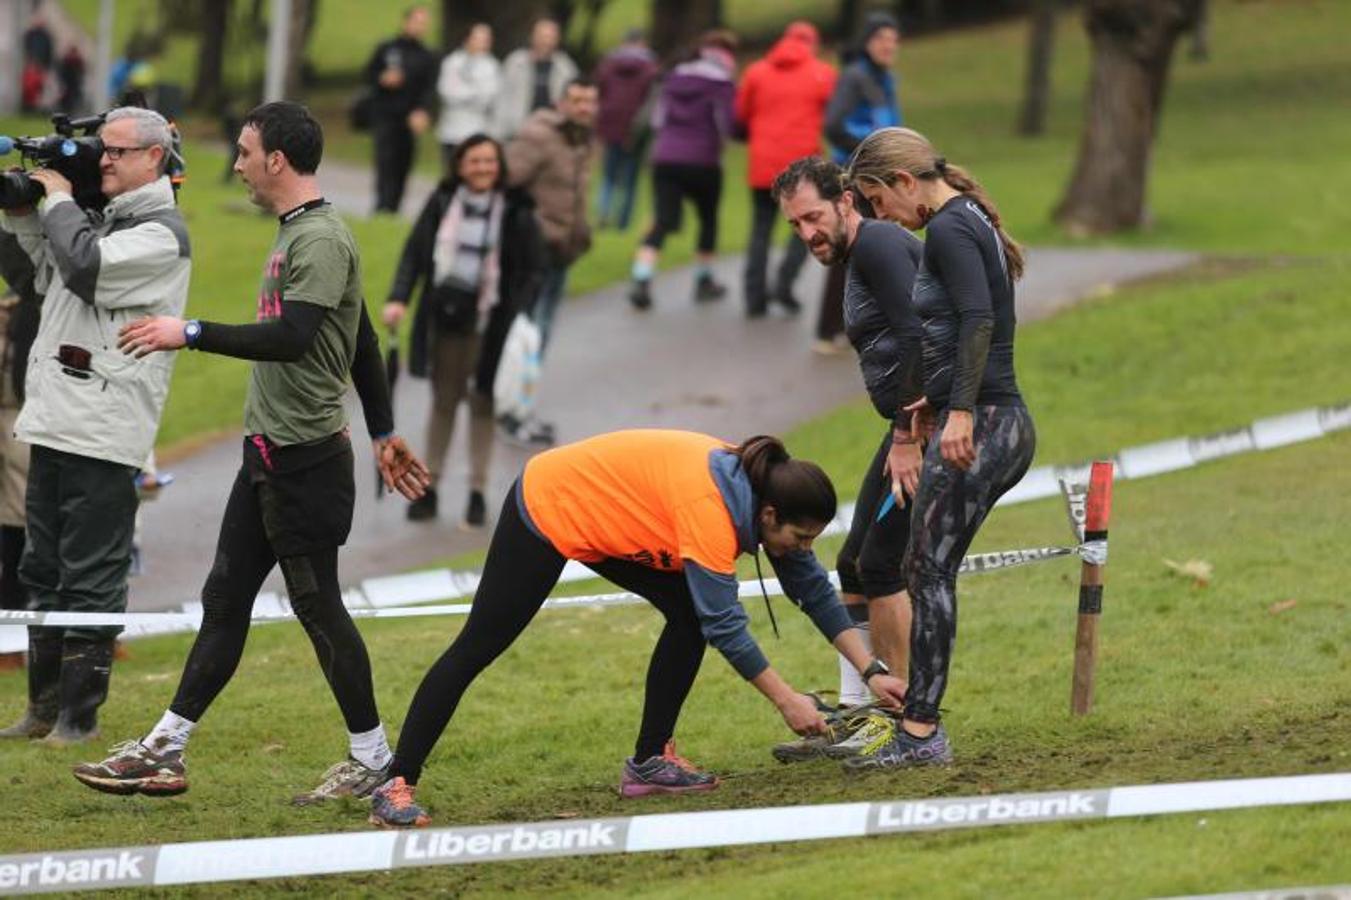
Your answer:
[1161,887,1351,900]
[0,541,1092,630]
[1079,539,1108,567]
[0,771,1345,894]
[995,400,1351,507]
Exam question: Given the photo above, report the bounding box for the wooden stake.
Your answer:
[1071,460,1114,715]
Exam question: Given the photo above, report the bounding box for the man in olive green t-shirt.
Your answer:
[75,102,430,804]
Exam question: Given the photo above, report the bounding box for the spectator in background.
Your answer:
[435,23,501,168]
[22,14,55,110]
[627,30,738,311]
[384,135,545,525]
[501,78,599,447]
[593,28,659,231]
[815,12,902,354]
[364,5,439,214]
[496,17,579,141]
[57,45,87,114]
[736,22,836,319]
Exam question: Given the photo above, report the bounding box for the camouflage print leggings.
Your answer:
[904,404,1036,722]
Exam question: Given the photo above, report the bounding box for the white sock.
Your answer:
[349,723,392,770]
[143,710,196,755]
[838,624,874,707]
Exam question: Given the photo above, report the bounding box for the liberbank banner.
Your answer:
[2,773,1348,894]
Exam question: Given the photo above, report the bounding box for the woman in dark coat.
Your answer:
[384,134,546,526]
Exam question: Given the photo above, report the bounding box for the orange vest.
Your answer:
[522,429,741,575]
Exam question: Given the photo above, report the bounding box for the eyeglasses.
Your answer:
[101,145,150,160]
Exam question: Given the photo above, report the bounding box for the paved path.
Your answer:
[128,231,1196,612]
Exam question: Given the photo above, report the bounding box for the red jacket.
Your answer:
[735,22,837,189]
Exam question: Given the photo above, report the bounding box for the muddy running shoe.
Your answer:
[620,741,719,797]
[369,776,431,828]
[72,740,188,796]
[292,757,391,807]
[822,711,899,760]
[771,702,881,764]
[842,722,954,772]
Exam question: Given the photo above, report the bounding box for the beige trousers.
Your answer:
[425,331,494,491]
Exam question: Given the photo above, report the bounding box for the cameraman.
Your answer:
[0,107,190,745]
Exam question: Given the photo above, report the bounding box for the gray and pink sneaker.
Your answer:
[620,741,719,798]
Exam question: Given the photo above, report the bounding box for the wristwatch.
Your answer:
[861,658,891,682]
[184,319,202,349]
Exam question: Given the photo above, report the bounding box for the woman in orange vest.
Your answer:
[369,429,907,828]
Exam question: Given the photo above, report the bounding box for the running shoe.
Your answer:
[771,702,881,763]
[72,739,188,796]
[694,275,727,303]
[842,722,954,771]
[629,279,653,310]
[369,776,431,828]
[620,740,719,797]
[822,710,899,760]
[292,757,391,806]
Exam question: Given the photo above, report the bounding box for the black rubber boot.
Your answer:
[0,629,63,739]
[41,638,115,747]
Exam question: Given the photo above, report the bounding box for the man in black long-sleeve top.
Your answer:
[364,5,439,213]
[73,102,431,804]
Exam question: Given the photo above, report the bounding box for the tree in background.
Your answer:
[651,0,723,59]
[1017,0,1058,136]
[1054,0,1203,235]
[192,0,232,109]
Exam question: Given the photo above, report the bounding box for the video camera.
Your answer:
[0,101,186,212]
[0,112,109,211]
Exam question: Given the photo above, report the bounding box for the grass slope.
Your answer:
[1,252,1347,895]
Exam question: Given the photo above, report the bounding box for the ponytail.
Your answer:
[937,162,1024,281]
[733,435,837,525]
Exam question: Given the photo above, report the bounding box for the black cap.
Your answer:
[859,11,900,45]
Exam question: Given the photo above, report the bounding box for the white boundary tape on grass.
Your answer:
[1161,888,1351,900]
[0,772,1347,894]
[1,400,1344,651]
[0,540,1088,630]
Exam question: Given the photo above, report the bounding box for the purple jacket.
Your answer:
[650,50,736,168]
[594,44,659,145]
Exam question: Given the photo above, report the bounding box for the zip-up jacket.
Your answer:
[519,429,854,680]
[0,177,189,468]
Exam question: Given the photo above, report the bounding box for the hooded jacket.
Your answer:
[505,108,596,266]
[650,48,737,169]
[735,22,837,189]
[594,43,660,146]
[0,177,189,468]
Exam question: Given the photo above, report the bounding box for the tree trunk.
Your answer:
[283,0,311,95]
[191,0,231,110]
[1017,0,1056,136]
[1053,0,1202,235]
[650,0,722,61]
[1188,0,1209,61]
[440,0,552,56]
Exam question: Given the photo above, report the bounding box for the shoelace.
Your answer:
[383,778,418,807]
[106,738,147,758]
[661,741,700,774]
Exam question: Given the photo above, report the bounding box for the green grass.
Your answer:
[8,0,1350,449]
[3,213,1348,894]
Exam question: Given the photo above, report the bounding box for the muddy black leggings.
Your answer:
[905,405,1036,723]
[837,427,911,599]
[390,484,708,785]
[168,445,380,734]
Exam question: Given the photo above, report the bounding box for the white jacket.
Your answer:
[436,50,502,144]
[494,48,579,140]
[0,177,190,468]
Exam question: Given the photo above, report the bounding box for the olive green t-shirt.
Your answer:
[243,204,363,445]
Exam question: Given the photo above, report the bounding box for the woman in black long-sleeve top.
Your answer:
[846,126,1036,769]
[384,134,546,526]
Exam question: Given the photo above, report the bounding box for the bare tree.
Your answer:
[1017,0,1057,136]
[192,0,232,109]
[1053,0,1202,235]
[650,0,723,60]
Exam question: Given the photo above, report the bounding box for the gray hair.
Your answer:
[103,107,175,173]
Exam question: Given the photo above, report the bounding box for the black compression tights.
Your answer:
[390,487,707,785]
[168,466,380,733]
[905,405,1036,723]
